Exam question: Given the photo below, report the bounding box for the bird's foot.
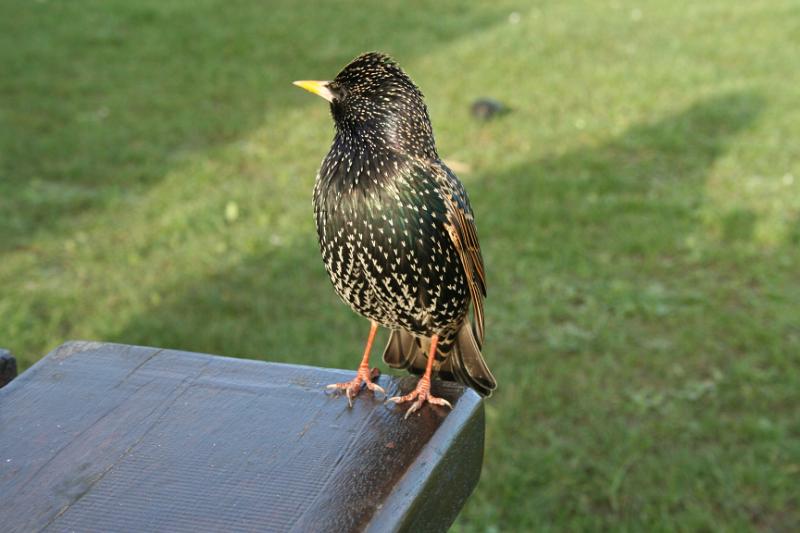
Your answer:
[326,366,384,407]
[388,376,452,419]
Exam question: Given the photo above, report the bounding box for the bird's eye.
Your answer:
[328,83,348,102]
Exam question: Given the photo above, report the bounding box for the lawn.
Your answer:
[2,0,799,530]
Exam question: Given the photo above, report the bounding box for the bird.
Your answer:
[470,98,508,121]
[294,52,497,417]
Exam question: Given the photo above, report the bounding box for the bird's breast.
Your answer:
[313,153,470,334]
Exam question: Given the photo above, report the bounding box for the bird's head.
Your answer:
[294,52,437,158]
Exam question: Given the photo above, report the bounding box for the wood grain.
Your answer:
[0,341,484,532]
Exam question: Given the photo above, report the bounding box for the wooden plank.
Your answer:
[0,341,484,532]
[0,348,16,388]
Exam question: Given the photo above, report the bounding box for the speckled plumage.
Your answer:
[309,52,496,397]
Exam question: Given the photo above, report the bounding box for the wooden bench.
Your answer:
[0,342,485,532]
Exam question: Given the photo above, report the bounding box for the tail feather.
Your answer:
[382,322,497,397]
[381,329,421,371]
[442,321,497,397]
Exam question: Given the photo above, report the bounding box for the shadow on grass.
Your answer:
[112,238,369,370]
[110,92,764,374]
[1,1,508,253]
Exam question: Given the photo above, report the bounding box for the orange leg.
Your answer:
[327,321,385,406]
[388,334,453,418]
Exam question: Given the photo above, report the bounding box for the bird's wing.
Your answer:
[439,165,487,346]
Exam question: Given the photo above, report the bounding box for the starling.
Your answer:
[294,52,497,417]
[470,98,507,121]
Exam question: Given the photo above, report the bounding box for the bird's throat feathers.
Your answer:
[330,103,437,161]
[319,141,408,204]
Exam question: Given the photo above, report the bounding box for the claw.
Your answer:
[327,322,383,407]
[427,396,452,409]
[327,366,385,407]
[403,399,423,419]
[387,333,452,418]
[367,381,386,395]
[388,378,452,418]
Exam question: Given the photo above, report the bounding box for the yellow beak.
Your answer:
[293,80,335,103]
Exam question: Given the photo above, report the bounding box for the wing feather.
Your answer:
[443,182,486,346]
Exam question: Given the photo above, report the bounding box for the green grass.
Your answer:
[2,0,799,530]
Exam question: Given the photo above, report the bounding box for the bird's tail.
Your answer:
[382,322,497,397]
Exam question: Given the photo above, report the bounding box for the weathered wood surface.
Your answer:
[0,341,484,533]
